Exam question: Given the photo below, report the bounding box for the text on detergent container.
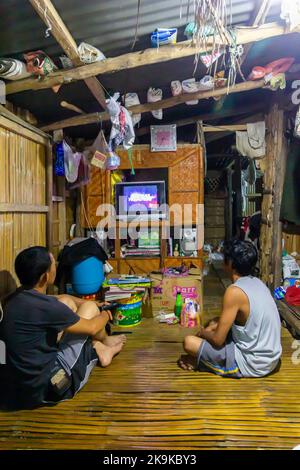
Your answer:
[172,286,197,298]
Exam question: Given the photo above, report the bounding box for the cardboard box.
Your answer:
[150,269,203,314]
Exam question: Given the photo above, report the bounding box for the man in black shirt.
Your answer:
[0,246,125,409]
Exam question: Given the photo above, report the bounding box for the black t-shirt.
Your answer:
[0,290,79,408]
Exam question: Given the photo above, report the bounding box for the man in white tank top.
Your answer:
[178,240,282,378]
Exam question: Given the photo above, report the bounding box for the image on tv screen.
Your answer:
[123,185,158,212]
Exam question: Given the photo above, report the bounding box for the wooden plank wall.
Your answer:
[0,125,48,297]
[283,233,300,255]
[52,194,74,260]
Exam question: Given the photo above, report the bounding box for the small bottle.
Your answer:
[174,290,183,319]
[174,243,179,257]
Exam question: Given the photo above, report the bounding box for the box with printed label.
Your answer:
[150,269,203,314]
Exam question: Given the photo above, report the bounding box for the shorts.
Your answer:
[197,335,242,379]
[44,334,98,404]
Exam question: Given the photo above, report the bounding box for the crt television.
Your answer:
[115,181,167,220]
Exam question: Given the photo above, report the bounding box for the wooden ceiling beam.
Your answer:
[205,112,264,144]
[40,78,268,131]
[7,21,295,96]
[28,0,107,109]
[136,102,263,136]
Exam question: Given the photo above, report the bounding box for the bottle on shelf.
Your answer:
[173,243,179,257]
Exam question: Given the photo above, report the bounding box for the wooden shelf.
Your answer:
[112,257,160,260]
[116,220,166,228]
[82,144,204,274]
[165,256,202,260]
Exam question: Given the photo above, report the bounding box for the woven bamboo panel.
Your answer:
[0,128,46,205]
[0,125,47,297]
[117,145,201,170]
[169,151,199,192]
[168,191,200,225]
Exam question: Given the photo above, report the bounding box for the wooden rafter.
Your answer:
[40,78,268,131]
[205,112,265,144]
[28,0,107,109]
[136,102,264,136]
[7,21,294,96]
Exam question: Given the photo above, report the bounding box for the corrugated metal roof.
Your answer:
[0,0,282,58]
[0,0,293,154]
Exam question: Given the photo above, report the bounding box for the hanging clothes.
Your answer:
[236,121,266,159]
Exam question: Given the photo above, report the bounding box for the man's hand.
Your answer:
[96,301,110,308]
[196,326,205,338]
[205,320,219,332]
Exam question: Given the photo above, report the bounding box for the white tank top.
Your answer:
[231,276,282,377]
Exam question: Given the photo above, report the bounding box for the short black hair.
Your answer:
[15,246,52,289]
[223,239,258,276]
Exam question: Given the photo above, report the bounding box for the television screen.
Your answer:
[123,185,159,212]
[115,181,166,219]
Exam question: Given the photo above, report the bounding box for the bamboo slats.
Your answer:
[0,271,299,450]
[0,125,47,297]
[283,233,300,255]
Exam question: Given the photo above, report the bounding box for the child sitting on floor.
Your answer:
[178,240,282,378]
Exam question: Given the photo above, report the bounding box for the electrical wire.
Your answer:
[131,0,141,50]
[80,190,95,236]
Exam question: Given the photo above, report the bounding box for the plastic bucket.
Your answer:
[113,293,143,327]
[71,256,104,295]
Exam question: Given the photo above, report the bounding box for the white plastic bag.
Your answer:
[77,42,106,64]
[147,87,163,119]
[125,92,141,127]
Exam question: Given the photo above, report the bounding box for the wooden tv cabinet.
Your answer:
[81,144,204,274]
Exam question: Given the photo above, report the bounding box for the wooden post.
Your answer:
[233,155,243,238]
[46,140,53,252]
[225,167,233,241]
[260,101,287,288]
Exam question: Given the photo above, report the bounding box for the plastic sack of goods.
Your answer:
[151,28,177,47]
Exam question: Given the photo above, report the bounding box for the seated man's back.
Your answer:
[1,289,79,408]
[231,276,282,377]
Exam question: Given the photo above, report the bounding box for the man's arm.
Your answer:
[64,310,112,337]
[55,294,107,308]
[198,286,243,348]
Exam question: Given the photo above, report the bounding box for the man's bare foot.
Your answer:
[93,341,124,367]
[178,354,197,371]
[103,334,127,347]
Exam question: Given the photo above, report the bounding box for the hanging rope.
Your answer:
[131,0,141,50]
[35,1,52,38]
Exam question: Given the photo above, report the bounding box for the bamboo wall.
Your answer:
[283,232,300,255]
[0,125,48,297]
[52,199,74,260]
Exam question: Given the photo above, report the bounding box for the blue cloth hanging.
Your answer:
[55,141,65,176]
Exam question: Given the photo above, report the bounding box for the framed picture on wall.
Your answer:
[150,124,177,152]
